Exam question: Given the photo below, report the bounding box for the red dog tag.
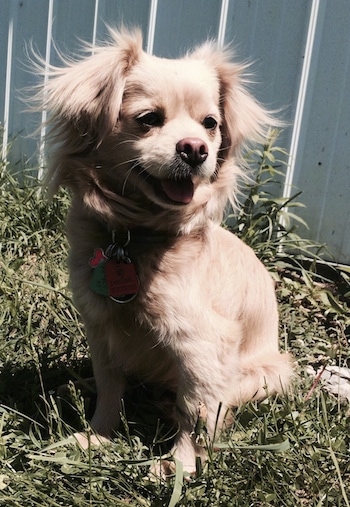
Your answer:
[105,259,140,298]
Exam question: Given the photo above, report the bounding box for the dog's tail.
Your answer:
[231,350,294,406]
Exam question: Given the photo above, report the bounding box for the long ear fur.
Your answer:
[36,28,143,192]
[190,42,276,159]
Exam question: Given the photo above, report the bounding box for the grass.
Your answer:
[0,135,350,506]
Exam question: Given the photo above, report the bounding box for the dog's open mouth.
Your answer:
[137,167,195,205]
[160,178,194,204]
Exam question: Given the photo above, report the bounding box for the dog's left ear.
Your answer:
[191,43,275,158]
[41,28,143,149]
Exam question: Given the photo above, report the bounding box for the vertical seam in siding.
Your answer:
[92,0,100,50]
[217,0,230,48]
[146,0,158,54]
[283,0,321,199]
[2,4,14,161]
[38,0,54,179]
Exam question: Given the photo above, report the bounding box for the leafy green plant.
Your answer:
[226,129,325,264]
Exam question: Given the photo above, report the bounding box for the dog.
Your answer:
[38,28,293,473]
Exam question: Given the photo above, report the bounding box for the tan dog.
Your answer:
[39,29,292,472]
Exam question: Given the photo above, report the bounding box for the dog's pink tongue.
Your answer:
[161,178,194,204]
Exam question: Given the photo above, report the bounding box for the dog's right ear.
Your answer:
[190,42,276,160]
[41,29,142,150]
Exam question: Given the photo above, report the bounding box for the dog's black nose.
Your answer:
[176,138,208,167]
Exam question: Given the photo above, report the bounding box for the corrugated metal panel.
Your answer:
[1,0,50,169]
[152,0,222,57]
[283,0,350,264]
[0,0,349,264]
[221,0,312,183]
[95,0,151,45]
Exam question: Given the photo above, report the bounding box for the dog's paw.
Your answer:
[149,457,197,481]
[169,432,206,476]
[149,458,177,480]
[73,432,110,449]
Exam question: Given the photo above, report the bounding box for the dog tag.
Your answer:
[90,257,139,303]
[105,259,140,299]
[90,261,109,296]
[89,248,107,268]
[89,235,140,303]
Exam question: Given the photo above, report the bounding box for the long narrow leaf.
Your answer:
[168,458,184,507]
[214,438,290,453]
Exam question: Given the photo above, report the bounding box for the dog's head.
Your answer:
[41,29,273,232]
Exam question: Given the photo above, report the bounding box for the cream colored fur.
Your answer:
[39,28,293,473]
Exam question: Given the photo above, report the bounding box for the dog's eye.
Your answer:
[202,116,218,130]
[136,112,163,127]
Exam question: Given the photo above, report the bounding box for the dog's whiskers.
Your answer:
[114,135,141,148]
[121,162,140,196]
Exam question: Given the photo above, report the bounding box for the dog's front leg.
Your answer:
[74,363,125,450]
[74,358,125,449]
[87,331,126,440]
[90,363,126,439]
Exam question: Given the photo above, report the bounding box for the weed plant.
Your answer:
[0,133,349,506]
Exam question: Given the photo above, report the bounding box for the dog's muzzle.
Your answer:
[157,137,208,204]
[135,137,211,205]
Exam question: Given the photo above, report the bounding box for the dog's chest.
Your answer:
[129,241,204,338]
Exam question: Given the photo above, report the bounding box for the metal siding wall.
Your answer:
[94,0,151,45]
[0,0,349,263]
[1,0,50,171]
[288,0,350,264]
[222,0,312,191]
[152,0,222,57]
[224,0,310,109]
[49,0,97,62]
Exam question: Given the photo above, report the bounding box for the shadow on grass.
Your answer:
[0,359,177,454]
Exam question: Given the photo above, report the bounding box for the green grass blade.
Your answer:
[168,458,184,507]
[214,437,290,453]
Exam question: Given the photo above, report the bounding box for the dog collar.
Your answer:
[113,227,171,246]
